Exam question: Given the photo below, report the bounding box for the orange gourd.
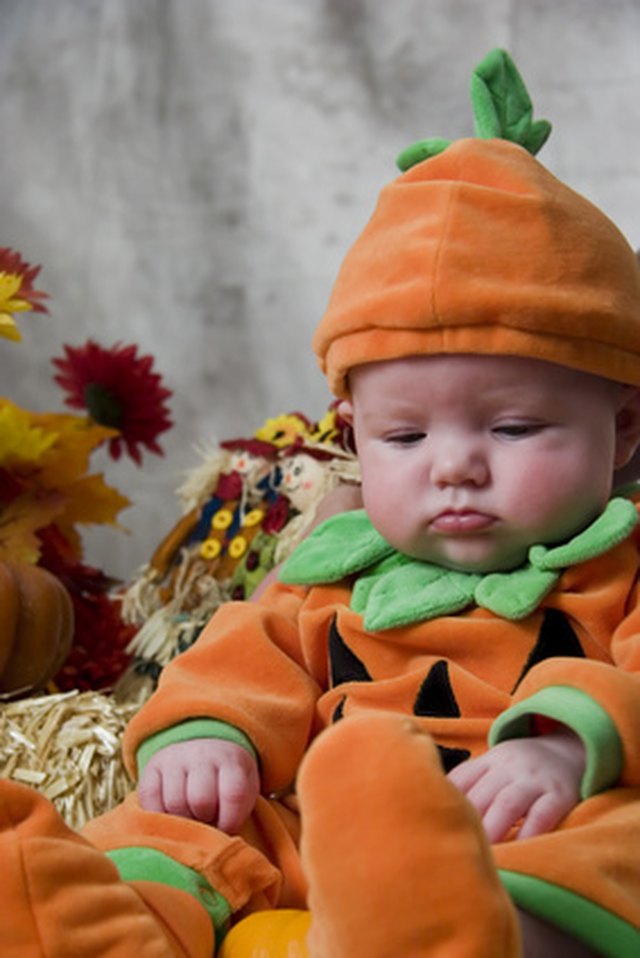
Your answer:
[219,909,311,958]
[0,560,74,696]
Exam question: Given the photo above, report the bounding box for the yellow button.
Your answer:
[200,538,222,560]
[228,535,247,559]
[242,508,264,528]
[211,508,234,530]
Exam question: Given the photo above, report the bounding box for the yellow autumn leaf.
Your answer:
[58,473,130,527]
[0,400,57,465]
[0,492,66,563]
[30,412,117,487]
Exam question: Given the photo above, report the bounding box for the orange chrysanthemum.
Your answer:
[0,247,49,341]
[53,340,173,465]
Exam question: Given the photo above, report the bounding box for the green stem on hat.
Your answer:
[396,48,551,172]
[470,48,551,153]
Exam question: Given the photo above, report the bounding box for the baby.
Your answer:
[3,52,640,958]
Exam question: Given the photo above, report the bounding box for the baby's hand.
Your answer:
[447,729,586,843]
[138,738,260,834]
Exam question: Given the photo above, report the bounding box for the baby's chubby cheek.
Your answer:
[506,473,606,544]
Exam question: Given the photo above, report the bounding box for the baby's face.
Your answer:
[345,354,628,573]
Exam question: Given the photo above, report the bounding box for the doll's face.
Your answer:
[341,354,640,573]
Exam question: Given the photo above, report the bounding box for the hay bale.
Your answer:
[0,689,141,828]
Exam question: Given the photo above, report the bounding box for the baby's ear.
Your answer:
[336,399,354,425]
[614,388,640,469]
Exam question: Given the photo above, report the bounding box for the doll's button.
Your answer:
[228,535,247,559]
[242,508,264,528]
[200,538,222,560]
[211,508,234,530]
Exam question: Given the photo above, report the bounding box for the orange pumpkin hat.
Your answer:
[313,51,640,398]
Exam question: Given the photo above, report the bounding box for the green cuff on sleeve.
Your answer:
[489,685,623,798]
[107,846,232,940]
[136,718,257,778]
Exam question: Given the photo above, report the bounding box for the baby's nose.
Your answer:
[430,445,489,487]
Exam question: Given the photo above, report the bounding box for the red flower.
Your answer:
[52,340,173,465]
[53,590,136,692]
[37,525,135,691]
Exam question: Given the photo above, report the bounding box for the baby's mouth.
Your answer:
[430,510,496,534]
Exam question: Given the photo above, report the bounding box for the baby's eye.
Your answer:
[492,423,542,438]
[387,431,427,445]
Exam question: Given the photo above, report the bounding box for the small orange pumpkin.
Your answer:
[219,909,311,958]
[0,560,74,696]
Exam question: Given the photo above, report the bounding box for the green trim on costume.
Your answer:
[499,869,640,958]
[489,686,623,798]
[280,498,638,630]
[136,718,257,777]
[107,846,232,940]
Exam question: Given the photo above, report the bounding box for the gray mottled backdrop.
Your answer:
[1,0,639,579]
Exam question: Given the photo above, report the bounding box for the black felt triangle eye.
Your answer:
[511,609,584,693]
[329,617,372,686]
[413,660,460,718]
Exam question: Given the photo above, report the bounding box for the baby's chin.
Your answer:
[401,541,531,575]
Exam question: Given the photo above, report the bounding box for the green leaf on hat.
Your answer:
[396,137,452,173]
[396,47,552,172]
[470,48,551,154]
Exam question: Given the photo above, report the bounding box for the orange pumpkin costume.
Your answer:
[74,496,640,958]
[3,48,640,957]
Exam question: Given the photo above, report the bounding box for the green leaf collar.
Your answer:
[279,498,638,631]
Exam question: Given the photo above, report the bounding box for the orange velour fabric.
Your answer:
[0,778,213,958]
[297,712,522,958]
[116,516,640,944]
[313,138,640,398]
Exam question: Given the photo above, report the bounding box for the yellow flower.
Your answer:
[255,413,311,448]
[310,408,340,444]
[0,247,49,342]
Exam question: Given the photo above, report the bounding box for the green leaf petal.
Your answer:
[396,138,451,172]
[475,566,559,620]
[530,497,639,571]
[522,118,552,156]
[470,48,551,155]
[363,564,479,630]
[279,510,393,584]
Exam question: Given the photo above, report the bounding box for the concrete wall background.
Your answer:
[1,0,639,580]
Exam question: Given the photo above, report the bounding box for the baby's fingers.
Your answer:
[517,792,572,840]
[216,761,259,834]
[138,765,165,813]
[185,765,220,824]
[139,764,189,817]
[480,784,538,844]
[447,757,488,795]
[158,766,190,817]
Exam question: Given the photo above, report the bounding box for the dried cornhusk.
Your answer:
[0,689,143,829]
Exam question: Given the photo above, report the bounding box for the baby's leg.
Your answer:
[297,711,521,958]
[1,777,302,956]
[0,778,212,956]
